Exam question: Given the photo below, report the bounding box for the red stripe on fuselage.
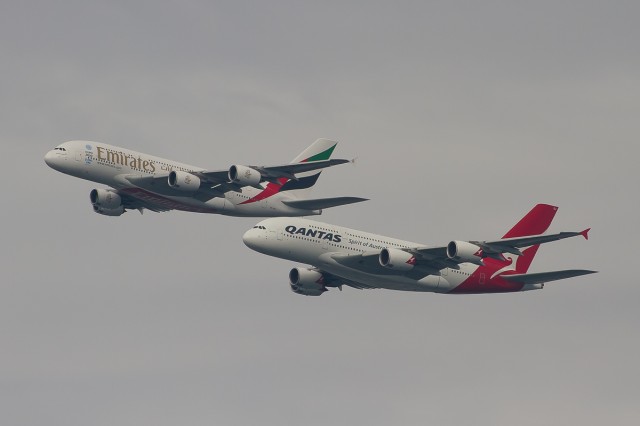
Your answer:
[240,177,288,204]
[240,156,313,205]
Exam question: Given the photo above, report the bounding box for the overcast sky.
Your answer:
[2,1,638,425]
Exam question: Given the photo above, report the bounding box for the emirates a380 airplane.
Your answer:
[44,138,366,217]
[243,204,596,296]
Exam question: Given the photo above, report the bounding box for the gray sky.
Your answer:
[2,1,638,425]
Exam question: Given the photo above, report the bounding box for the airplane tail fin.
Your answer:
[502,204,559,273]
[285,138,339,199]
[502,204,558,239]
[290,138,338,164]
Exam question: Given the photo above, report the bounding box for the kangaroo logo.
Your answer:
[490,256,515,279]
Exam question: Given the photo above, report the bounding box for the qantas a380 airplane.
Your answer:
[243,204,596,296]
[44,139,366,217]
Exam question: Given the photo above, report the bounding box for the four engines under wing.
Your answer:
[85,138,362,215]
[127,158,353,197]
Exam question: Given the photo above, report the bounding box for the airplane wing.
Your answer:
[117,190,172,213]
[231,159,351,181]
[125,158,351,196]
[124,175,224,199]
[409,228,591,267]
[311,266,379,290]
[342,280,379,290]
[327,252,443,278]
[500,270,597,284]
[282,196,368,210]
[469,229,591,258]
[328,251,388,274]
[196,159,351,187]
[327,228,591,276]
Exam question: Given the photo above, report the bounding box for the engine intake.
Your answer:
[289,268,327,296]
[90,189,125,216]
[90,189,122,209]
[446,241,485,265]
[168,170,201,192]
[379,248,416,271]
[228,165,262,187]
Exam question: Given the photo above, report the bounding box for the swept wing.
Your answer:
[126,158,351,196]
[501,270,597,284]
[327,229,591,276]
[408,228,591,269]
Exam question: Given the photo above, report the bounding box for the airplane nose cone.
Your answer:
[44,150,55,167]
[242,229,256,249]
[45,149,67,171]
[242,228,264,252]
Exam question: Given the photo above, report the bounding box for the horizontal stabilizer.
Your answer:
[501,269,597,285]
[282,197,368,210]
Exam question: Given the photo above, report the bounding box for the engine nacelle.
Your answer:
[228,165,262,187]
[379,248,416,271]
[289,268,327,296]
[446,241,484,265]
[93,205,125,216]
[90,188,122,209]
[168,170,201,192]
[521,283,544,292]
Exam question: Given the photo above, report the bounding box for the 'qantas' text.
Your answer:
[285,226,342,243]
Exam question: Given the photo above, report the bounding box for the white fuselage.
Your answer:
[243,217,486,293]
[44,140,320,217]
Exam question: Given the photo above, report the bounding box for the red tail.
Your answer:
[503,204,558,273]
[502,204,558,238]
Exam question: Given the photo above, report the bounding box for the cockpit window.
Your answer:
[54,147,67,152]
[252,226,267,229]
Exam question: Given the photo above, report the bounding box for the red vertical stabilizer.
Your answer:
[502,204,558,238]
[502,204,558,273]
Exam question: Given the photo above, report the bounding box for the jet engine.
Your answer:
[289,268,327,296]
[168,170,201,192]
[379,248,416,271]
[90,189,125,216]
[93,205,125,216]
[228,165,262,187]
[446,241,485,265]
